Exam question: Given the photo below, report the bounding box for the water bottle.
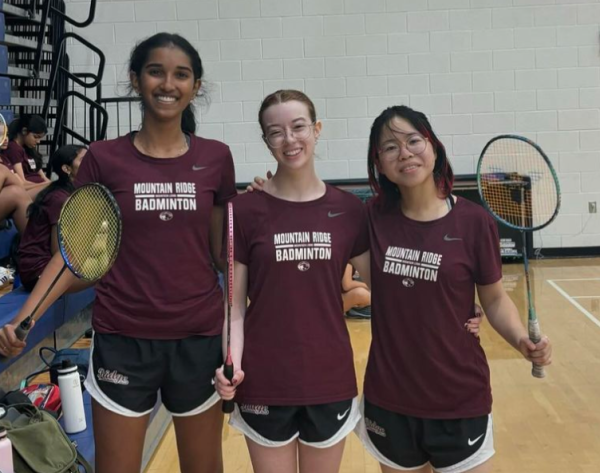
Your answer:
[0,427,14,473]
[57,360,87,434]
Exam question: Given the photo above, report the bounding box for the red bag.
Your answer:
[22,383,62,413]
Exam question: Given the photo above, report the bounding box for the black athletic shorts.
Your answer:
[357,398,495,472]
[230,398,359,448]
[85,332,222,416]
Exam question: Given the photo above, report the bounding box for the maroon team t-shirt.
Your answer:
[233,186,369,405]
[0,152,15,172]
[75,133,237,339]
[365,197,502,419]
[5,141,45,183]
[19,188,70,285]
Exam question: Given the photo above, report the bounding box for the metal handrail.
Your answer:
[49,0,97,28]
[99,95,142,137]
[42,32,106,120]
[47,89,108,172]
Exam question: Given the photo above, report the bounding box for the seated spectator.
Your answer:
[0,165,31,234]
[342,263,371,318]
[0,121,47,198]
[18,145,87,292]
[5,115,51,188]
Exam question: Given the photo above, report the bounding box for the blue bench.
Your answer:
[0,224,17,260]
[0,108,13,123]
[0,45,6,75]
[0,287,95,371]
[0,287,63,370]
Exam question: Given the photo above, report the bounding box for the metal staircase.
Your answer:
[0,0,107,164]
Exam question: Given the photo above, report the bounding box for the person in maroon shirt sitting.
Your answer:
[18,145,87,292]
[5,115,51,187]
[215,89,371,473]
[354,106,553,473]
[0,165,31,233]
[0,33,237,473]
[0,121,47,198]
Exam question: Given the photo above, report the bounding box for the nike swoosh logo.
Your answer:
[444,234,462,242]
[337,408,350,421]
[468,433,484,446]
[328,211,345,218]
[192,165,207,171]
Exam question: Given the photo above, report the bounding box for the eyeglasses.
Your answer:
[378,135,428,162]
[264,123,316,148]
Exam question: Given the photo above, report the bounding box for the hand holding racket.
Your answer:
[477,135,559,378]
[0,183,121,361]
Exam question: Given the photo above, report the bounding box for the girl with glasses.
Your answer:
[215,89,370,473]
[355,105,552,473]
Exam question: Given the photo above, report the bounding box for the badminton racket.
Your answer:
[0,183,121,360]
[477,135,560,378]
[222,202,235,413]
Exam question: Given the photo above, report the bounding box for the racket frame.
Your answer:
[0,114,7,146]
[1,184,122,357]
[477,134,561,232]
[57,183,122,281]
[222,202,235,414]
[476,134,560,379]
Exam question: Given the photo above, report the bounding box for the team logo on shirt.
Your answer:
[383,246,442,283]
[240,404,269,416]
[365,418,386,437]
[273,232,332,263]
[133,182,197,218]
[298,261,311,271]
[159,211,173,221]
[402,278,415,288]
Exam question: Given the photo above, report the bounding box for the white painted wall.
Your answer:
[65,0,600,249]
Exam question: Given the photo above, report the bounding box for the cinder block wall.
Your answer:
[66,0,600,249]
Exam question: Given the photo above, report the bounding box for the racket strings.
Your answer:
[59,185,121,280]
[479,139,559,230]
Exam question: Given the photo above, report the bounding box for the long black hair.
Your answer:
[128,33,204,134]
[8,115,48,172]
[27,145,86,220]
[367,105,454,210]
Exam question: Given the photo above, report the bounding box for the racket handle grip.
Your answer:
[528,318,546,379]
[532,363,545,379]
[222,362,235,414]
[0,318,32,363]
[15,318,32,341]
